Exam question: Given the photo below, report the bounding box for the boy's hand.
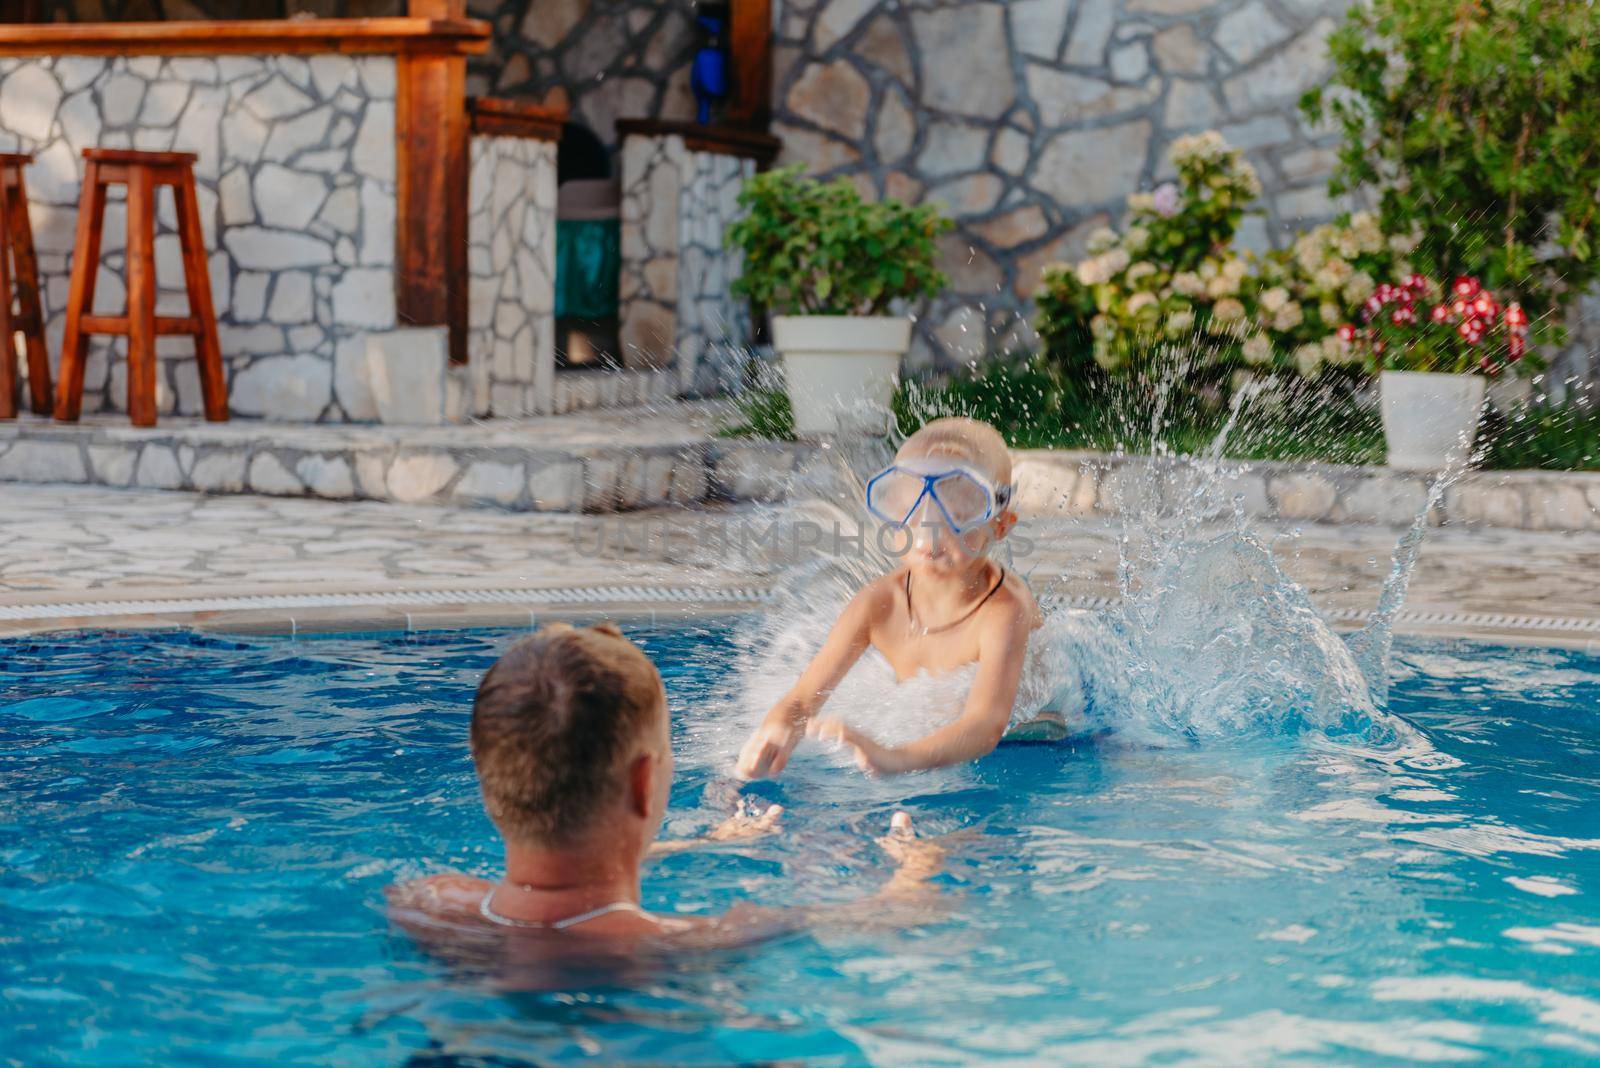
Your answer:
[707,800,784,841]
[877,812,945,894]
[736,716,804,780]
[809,718,911,777]
[649,800,783,857]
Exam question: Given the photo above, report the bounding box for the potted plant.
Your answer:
[726,165,949,436]
[1341,275,1530,470]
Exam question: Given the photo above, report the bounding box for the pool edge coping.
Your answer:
[1,586,1595,653]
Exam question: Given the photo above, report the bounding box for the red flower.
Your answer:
[1391,306,1415,325]
[1337,323,1357,342]
[1459,318,1484,343]
[1472,292,1497,318]
[1430,303,1451,322]
[1376,283,1396,303]
[1451,299,1469,317]
[1505,302,1528,328]
[1452,276,1480,299]
[1508,333,1526,360]
[1373,340,1386,355]
[1405,273,1429,292]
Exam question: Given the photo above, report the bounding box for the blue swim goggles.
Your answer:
[865,460,1013,535]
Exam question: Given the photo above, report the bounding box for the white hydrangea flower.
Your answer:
[1172,271,1206,297]
[1259,286,1290,313]
[1294,343,1323,377]
[1389,229,1421,255]
[1213,297,1246,324]
[1167,308,1196,334]
[1126,261,1158,286]
[1272,301,1305,332]
[1242,333,1274,364]
[1124,225,1151,253]
[1102,247,1131,275]
[1126,291,1159,316]
[1206,273,1240,298]
[1342,271,1375,305]
[1086,227,1118,254]
[1237,162,1262,198]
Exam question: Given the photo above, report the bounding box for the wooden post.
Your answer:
[726,0,772,129]
[397,0,469,363]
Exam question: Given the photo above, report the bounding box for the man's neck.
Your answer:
[492,837,644,921]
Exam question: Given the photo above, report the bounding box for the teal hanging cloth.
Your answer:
[555,180,621,321]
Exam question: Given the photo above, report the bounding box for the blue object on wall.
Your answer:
[691,14,728,125]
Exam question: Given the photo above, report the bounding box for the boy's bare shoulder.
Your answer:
[853,570,908,620]
[981,570,1042,631]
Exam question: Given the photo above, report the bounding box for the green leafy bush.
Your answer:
[1304,0,1600,347]
[725,165,951,316]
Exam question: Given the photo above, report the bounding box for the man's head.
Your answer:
[470,622,671,852]
[891,417,1016,571]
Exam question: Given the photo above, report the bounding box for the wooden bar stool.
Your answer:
[0,153,53,420]
[54,148,227,426]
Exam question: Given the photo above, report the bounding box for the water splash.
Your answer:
[709,361,1464,756]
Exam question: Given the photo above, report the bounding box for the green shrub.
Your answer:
[1304,0,1600,348]
[725,165,951,316]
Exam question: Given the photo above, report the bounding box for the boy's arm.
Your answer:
[663,813,945,949]
[735,582,884,779]
[812,600,1031,775]
[647,802,783,857]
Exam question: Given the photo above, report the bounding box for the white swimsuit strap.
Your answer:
[479,890,646,931]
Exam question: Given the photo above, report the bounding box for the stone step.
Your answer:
[5,408,1594,532]
[0,403,811,513]
[550,368,677,415]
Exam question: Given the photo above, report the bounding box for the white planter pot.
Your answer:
[1487,373,1533,414]
[772,315,911,437]
[1379,370,1486,471]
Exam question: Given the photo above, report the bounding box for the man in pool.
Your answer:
[387,621,941,951]
[738,417,1062,780]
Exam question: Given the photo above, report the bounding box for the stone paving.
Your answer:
[1,483,1596,651]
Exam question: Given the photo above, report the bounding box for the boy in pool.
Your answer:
[738,417,1057,779]
[388,622,942,953]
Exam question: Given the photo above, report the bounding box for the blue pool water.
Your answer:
[2,624,1599,1065]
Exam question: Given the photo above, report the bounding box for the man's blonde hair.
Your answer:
[896,417,1012,486]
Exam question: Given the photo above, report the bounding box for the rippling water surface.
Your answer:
[2,625,1598,1065]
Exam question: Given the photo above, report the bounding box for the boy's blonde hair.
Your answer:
[896,417,1012,486]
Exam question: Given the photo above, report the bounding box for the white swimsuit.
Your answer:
[825,617,1087,747]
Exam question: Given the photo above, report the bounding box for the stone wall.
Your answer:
[467,133,558,417]
[618,131,753,395]
[0,53,399,422]
[464,0,699,148]
[769,0,1354,370]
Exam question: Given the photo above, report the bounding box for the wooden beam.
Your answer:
[615,118,780,163]
[397,0,470,363]
[469,97,568,141]
[726,0,772,129]
[0,18,490,57]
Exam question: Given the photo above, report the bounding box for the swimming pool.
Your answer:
[2,624,1598,1065]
